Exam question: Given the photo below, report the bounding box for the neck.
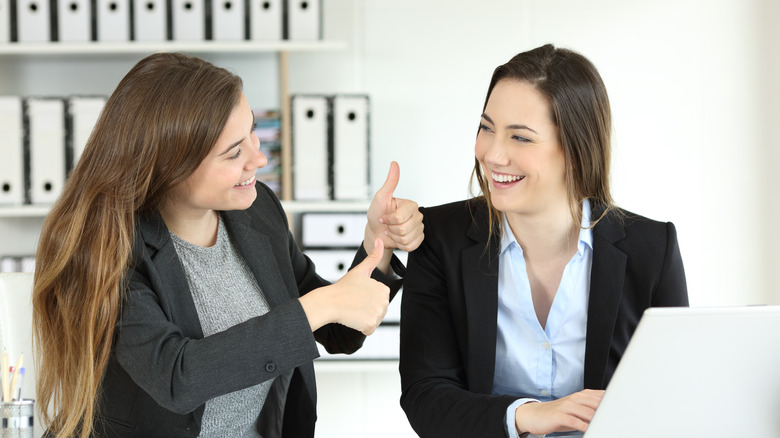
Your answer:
[159,201,219,247]
[504,200,580,261]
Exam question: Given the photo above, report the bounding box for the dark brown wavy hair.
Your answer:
[32,52,243,438]
[469,43,615,237]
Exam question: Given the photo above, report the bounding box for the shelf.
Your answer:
[0,205,50,217]
[313,359,399,374]
[280,201,370,214]
[0,40,346,56]
[0,201,370,218]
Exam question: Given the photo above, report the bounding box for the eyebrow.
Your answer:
[217,109,256,156]
[481,113,539,134]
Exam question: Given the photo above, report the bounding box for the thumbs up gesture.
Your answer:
[328,238,391,335]
[365,161,424,273]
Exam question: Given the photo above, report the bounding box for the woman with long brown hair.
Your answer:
[399,44,688,437]
[33,52,423,438]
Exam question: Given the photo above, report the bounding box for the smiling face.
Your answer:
[166,93,267,215]
[475,79,568,217]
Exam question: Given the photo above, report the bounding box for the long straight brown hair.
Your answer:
[32,52,243,438]
[469,44,616,238]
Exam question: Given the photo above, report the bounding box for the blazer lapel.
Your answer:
[462,204,501,394]
[138,211,204,339]
[222,209,291,309]
[584,208,627,389]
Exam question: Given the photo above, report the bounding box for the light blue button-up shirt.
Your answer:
[494,200,593,438]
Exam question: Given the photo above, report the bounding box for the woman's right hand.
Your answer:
[299,238,390,335]
[514,389,605,436]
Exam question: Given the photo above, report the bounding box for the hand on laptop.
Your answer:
[514,389,605,435]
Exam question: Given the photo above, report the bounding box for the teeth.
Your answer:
[237,175,256,186]
[492,172,523,183]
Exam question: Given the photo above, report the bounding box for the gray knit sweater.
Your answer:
[170,215,272,438]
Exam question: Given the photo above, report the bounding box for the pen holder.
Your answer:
[0,400,34,438]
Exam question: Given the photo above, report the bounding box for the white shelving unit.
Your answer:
[0,40,368,258]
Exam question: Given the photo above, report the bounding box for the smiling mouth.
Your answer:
[236,175,256,187]
[491,172,524,183]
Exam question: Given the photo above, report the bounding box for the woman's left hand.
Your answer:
[364,161,424,273]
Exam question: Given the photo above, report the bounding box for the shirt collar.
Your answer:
[499,199,594,255]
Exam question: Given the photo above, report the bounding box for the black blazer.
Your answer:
[399,199,688,438]
[88,182,404,437]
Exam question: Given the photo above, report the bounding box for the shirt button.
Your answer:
[541,341,551,350]
[541,389,549,397]
[265,362,277,373]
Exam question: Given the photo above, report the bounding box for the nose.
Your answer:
[479,135,510,167]
[248,133,268,170]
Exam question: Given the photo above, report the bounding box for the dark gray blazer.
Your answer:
[90,182,404,437]
[399,199,688,438]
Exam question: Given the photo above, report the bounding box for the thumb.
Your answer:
[376,161,400,199]
[356,238,384,276]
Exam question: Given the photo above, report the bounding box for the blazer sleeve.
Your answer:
[116,249,322,415]
[650,222,689,307]
[399,207,516,438]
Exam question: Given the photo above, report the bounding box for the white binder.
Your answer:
[332,95,370,200]
[171,0,205,41]
[301,213,367,248]
[291,95,330,201]
[133,0,167,41]
[248,0,281,41]
[0,96,24,206]
[0,257,20,273]
[96,0,130,41]
[68,96,105,168]
[57,0,91,42]
[304,250,355,282]
[286,0,320,40]
[26,98,66,205]
[16,0,52,42]
[212,0,244,40]
[0,0,10,42]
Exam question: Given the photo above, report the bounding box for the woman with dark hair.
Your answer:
[33,52,423,438]
[399,44,688,437]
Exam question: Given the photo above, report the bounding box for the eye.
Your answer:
[252,120,257,131]
[479,124,493,133]
[229,147,242,160]
[512,135,531,143]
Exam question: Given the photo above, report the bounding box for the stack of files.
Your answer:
[25,97,66,205]
[96,0,131,41]
[0,0,10,42]
[300,212,367,249]
[15,0,52,42]
[57,0,91,42]
[211,0,245,40]
[133,0,168,41]
[253,108,282,197]
[0,256,34,273]
[287,0,321,40]
[332,95,370,200]
[291,94,370,201]
[171,0,206,41]
[67,96,107,168]
[291,95,330,201]
[2,0,321,43]
[249,0,282,40]
[0,96,24,206]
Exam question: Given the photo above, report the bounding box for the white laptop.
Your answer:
[584,305,780,437]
